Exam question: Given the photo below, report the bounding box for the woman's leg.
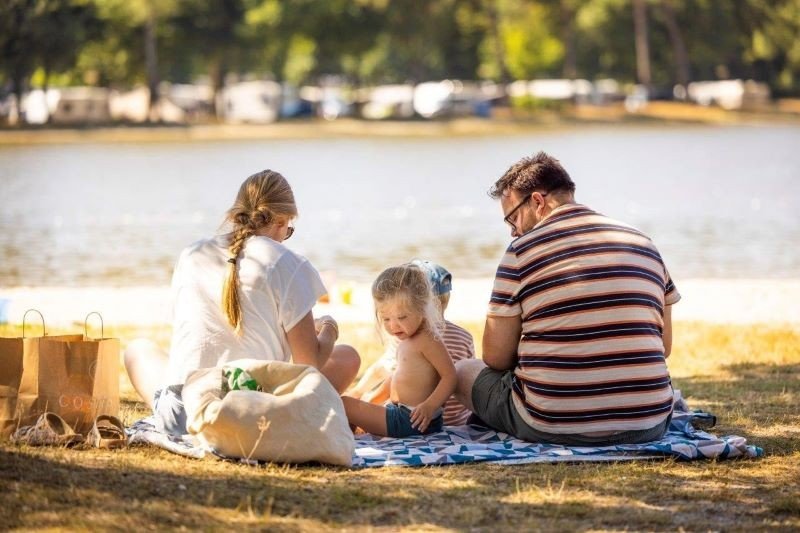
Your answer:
[123,338,168,410]
[320,344,360,393]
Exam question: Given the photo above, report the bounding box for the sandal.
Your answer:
[11,412,84,447]
[87,415,128,449]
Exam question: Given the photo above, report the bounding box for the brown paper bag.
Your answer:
[0,310,120,439]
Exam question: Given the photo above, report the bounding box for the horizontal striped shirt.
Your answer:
[441,321,476,425]
[488,204,680,434]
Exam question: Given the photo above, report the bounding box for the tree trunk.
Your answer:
[43,65,51,125]
[12,72,25,126]
[632,0,652,90]
[660,0,690,94]
[561,0,577,80]
[144,12,160,122]
[485,0,511,83]
[210,54,228,121]
[9,0,35,125]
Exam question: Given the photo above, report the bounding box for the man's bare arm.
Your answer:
[482,315,522,370]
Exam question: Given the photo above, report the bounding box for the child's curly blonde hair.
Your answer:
[372,263,444,339]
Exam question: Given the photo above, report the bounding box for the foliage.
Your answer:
[2,0,800,120]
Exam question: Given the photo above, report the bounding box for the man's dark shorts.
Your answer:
[470,367,671,446]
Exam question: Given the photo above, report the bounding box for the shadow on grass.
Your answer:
[1,444,795,531]
[0,446,381,530]
[0,447,694,530]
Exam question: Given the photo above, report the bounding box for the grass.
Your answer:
[1,320,798,531]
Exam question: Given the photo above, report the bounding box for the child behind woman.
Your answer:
[342,264,457,437]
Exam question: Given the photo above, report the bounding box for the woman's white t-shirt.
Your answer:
[164,234,326,386]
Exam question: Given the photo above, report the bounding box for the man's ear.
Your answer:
[532,192,545,212]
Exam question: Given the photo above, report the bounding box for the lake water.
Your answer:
[1,123,799,288]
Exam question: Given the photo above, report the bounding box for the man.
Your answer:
[455,152,680,445]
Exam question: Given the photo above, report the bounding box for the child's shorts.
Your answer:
[385,402,443,438]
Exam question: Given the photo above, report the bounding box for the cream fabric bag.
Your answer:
[182,359,354,466]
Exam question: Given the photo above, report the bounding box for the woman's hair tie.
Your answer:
[227,257,237,264]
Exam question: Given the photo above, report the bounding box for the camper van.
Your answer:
[361,84,415,120]
[220,81,282,123]
[413,80,488,119]
[49,87,111,124]
[110,87,186,123]
[687,80,770,110]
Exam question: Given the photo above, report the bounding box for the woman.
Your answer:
[124,170,360,435]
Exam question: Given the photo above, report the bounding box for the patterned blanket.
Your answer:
[128,392,763,467]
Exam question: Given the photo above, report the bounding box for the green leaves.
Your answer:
[2,0,799,112]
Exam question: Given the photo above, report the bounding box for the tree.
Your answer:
[1,0,40,122]
[479,0,563,81]
[559,0,579,79]
[33,0,102,102]
[171,0,246,117]
[0,0,101,124]
[632,0,651,89]
[742,0,800,94]
[659,0,689,91]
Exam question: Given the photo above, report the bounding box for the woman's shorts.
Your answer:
[385,402,443,438]
[153,384,187,436]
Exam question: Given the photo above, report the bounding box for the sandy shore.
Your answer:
[2,103,799,146]
[2,278,798,329]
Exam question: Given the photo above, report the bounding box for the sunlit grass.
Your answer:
[1,320,798,530]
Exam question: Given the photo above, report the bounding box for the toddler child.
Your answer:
[342,263,457,437]
[346,260,476,425]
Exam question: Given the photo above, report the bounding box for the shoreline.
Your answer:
[2,278,799,328]
[2,103,799,145]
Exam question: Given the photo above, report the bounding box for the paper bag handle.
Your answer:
[22,309,47,338]
[85,311,104,339]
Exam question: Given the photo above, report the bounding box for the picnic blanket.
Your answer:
[127,391,763,467]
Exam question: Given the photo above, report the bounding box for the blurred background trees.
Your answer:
[1,0,798,110]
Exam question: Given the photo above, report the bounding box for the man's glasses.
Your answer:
[503,192,548,233]
[503,196,530,230]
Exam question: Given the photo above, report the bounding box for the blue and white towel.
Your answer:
[127,391,763,467]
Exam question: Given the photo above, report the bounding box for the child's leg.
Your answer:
[341,396,389,436]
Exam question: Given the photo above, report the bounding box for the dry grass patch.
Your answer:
[1,321,799,530]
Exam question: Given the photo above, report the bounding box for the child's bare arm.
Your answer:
[409,335,457,432]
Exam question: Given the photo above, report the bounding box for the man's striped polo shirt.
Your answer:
[488,203,680,435]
